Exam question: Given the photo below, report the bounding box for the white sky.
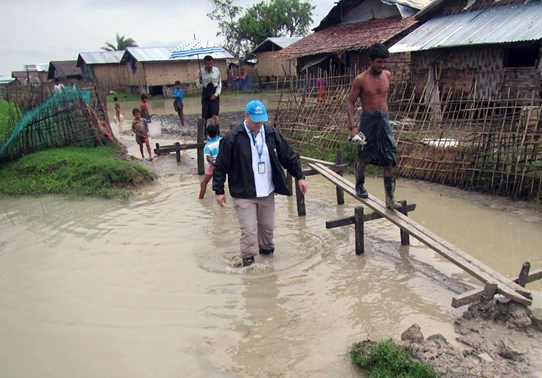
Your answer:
[0,0,332,75]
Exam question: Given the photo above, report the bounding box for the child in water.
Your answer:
[199,124,221,199]
[131,108,153,161]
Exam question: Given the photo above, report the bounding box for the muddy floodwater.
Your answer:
[1,131,542,377]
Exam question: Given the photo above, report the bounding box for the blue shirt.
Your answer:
[204,136,222,163]
[172,87,183,101]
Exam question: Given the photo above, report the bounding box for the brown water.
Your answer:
[1,133,541,377]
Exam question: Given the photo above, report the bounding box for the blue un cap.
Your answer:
[245,100,268,122]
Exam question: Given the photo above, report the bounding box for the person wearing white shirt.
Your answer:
[213,100,308,267]
[196,55,222,131]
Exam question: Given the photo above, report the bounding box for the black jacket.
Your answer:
[212,123,304,198]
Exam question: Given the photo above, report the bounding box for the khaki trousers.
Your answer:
[232,194,275,259]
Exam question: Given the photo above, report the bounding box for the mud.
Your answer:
[397,299,542,377]
[119,111,246,140]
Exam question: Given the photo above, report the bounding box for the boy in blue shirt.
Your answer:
[199,124,221,199]
[172,80,185,127]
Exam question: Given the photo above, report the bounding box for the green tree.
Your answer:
[208,0,313,57]
[101,33,138,51]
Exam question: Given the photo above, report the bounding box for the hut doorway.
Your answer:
[149,85,164,96]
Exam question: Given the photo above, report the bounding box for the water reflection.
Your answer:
[1,152,542,377]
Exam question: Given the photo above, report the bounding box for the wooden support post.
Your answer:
[295,178,306,216]
[355,207,364,255]
[197,119,205,175]
[287,171,293,196]
[175,142,181,162]
[452,282,498,308]
[336,151,345,205]
[399,200,410,246]
[517,262,531,287]
[155,143,160,155]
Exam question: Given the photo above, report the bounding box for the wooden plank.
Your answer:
[336,151,345,205]
[326,204,417,229]
[516,262,531,287]
[514,267,542,285]
[300,156,336,165]
[302,164,346,176]
[312,162,531,302]
[355,207,364,255]
[452,283,498,308]
[310,163,532,305]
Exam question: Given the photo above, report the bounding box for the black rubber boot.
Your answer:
[242,256,255,267]
[355,172,369,198]
[259,247,274,255]
[384,176,398,209]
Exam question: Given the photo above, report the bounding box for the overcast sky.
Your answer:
[0,0,332,75]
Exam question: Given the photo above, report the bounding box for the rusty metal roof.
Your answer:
[390,3,542,53]
[278,17,418,58]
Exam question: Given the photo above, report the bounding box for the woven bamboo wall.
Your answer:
[255,52,296,77]
[272,73,542,201]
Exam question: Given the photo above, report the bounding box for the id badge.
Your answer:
[258,162,266,174]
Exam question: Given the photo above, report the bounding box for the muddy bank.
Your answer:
[120,111,246,140]
[375,300,542,377]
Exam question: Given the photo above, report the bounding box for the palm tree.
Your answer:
[101,34,138,51]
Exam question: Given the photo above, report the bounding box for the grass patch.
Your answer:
[0,99,21,144]
[351,340,438,378]
[0,145,155,199]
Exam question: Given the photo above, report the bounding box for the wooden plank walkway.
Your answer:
[309,162,532,306]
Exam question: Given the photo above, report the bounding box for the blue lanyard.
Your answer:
[250,130,264,161]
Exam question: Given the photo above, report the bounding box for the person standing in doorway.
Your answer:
[196,55,221,131]
[212,100,308,267]
[172,80,185,127]
[347,43,398,209]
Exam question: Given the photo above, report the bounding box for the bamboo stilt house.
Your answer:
[389,0,542,100]
[77,51,127,92]
[251,37,301,88]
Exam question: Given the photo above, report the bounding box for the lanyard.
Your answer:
[250,130,264,161]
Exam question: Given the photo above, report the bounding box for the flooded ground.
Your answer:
[1,127,541,377]
[116,91,283,120]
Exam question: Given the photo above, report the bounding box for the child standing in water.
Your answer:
[114,96,121,124]
[172,80,185,127]
[139,93,151,123]
[199,124,221,199]
[131,108,153,161]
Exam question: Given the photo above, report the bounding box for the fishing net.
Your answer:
[0,86,115,162]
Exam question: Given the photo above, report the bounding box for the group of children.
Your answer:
[114,81,219,197]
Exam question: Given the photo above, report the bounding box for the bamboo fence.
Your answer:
[272,72,542,201]
[0,83,113,162]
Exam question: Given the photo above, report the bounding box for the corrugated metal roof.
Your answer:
[0,75,14,84]
[390,3,542,53]
[252,37,303,54]
[78,51,124,65]
[267,37,302,49]
[123,47,233,62]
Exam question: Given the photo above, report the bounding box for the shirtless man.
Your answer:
[347,43,398,209]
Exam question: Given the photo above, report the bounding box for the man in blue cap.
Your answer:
[213,100,308,267]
